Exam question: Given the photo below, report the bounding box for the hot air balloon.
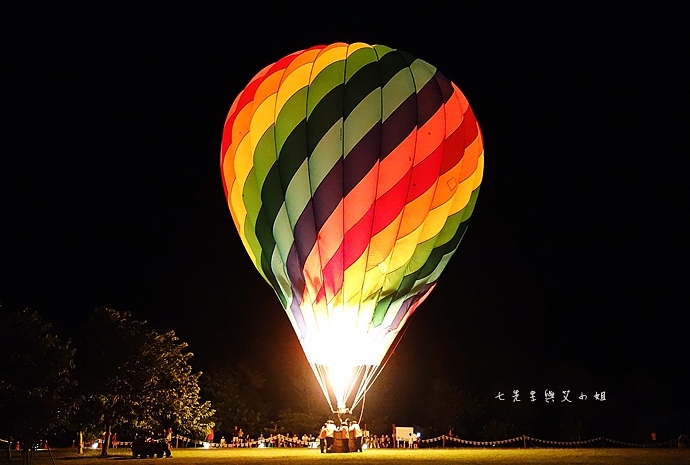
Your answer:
[220,42,483,414]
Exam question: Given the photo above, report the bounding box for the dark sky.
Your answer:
[2,3,689,437]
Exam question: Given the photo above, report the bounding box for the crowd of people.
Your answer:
[363,434,395,448]
[217,432,317,448]
[168,419,404,452]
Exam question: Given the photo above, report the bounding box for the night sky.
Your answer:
[3,3,689,439]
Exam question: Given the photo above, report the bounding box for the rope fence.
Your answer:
[172,433,684,449]
[1,434,685,450]
[419,434,681,448]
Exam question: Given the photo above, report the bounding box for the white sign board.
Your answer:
[395,426,414,442]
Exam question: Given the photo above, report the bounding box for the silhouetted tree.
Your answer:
[427,378,482,436]
[75,308,213,456]
[201,364,269,436]
[0,307,76,463]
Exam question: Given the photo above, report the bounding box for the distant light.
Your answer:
[91,442,99,449]
[203,442,210,449]
[416,432,421,437]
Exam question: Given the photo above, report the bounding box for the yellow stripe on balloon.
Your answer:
[276,51,320,115]
[343,244,369,303]
[388,226,424,271]
[309,43,348,84]
[398,187,436,237]
[249,95,278,162]
[230,133,253,239]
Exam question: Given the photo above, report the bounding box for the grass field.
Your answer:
[6,447,689,465]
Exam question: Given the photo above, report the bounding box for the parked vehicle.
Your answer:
[131,439,171,458]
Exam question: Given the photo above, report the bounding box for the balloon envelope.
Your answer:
[221,43,483,412]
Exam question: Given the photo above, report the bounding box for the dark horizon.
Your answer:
[2,3,688,441]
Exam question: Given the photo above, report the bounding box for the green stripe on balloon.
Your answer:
[306,60,345,118]
[306,84,344,157]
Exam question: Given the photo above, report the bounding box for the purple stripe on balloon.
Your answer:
[289,292,307,336]
[433,71,455,103]
[293,201,318,266]
[416,74,444,128]
[286,245,307,336]
[380,93,417,160]
[344,121,381,194]
[389,283,434,330]
[311,157,343,231]
[286,245,306,295]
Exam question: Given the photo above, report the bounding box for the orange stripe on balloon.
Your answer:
[457,133,482,184]
[376,132,416,195]
[367,210,403,271]
[279,48,324,88]
[308,201,344,305]
[343,164,379,231]
[253,69,286,109]
[224,51,299,141]
[398,187,436,238]
[412,108,445,167]
[223,103,255,208]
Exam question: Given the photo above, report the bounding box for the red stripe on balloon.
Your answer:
[439,106,478,176]
[320,241,344,301]
[371,166,413,235]
[221,51,304,163]
[343,203,376,269]
[406,143,444,203]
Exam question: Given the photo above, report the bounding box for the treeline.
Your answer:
[0,304,490,455]
[3,303,663,458]
[0,305,344,457]
[0,306,216,458]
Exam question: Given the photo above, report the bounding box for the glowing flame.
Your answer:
[294,302,408,413]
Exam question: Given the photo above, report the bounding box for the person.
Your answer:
[111,433,118,449]
[319,424,327,453]
[349,419,363,452]
[340,419,349,452]
[325,420,336,451]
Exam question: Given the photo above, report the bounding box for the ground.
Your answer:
[6,447,688,464]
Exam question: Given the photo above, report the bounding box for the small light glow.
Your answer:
[203,442,210,449]
[91,442,99,449]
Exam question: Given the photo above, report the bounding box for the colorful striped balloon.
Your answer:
[221,42,483,413]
